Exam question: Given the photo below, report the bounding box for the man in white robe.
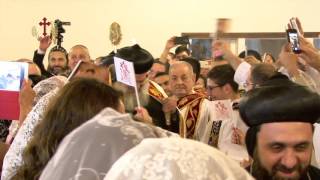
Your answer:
[199,64,249,163]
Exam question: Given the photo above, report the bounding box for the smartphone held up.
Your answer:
[286,17,302,54]
[286,29,301,54]
[174,36,190,45]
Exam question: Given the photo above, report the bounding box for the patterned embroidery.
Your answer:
[0,119,11,142]
[177,93,203,109]
[208,120,222,147]
[105,138,254,180]
[232,102,239,110]
[178,93,205,139]
[39,108,178,180]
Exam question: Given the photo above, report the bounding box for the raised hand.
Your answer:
[298,37,320,71]
[165,36,176,50]
[277,43,300,77]
[162,96,178,113]
[38,35,52,52]
[212,40,241,70]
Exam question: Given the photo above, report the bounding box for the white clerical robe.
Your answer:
[216,110,249,163]
[196,99,249,163]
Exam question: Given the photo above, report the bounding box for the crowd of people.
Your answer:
[0,17,319,180]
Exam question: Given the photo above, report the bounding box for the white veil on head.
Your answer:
[39,108,177,180]
[33,75,67,104]
[2,76,66,180]
[105,138,254,180]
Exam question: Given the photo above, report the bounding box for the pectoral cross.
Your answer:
[39,17,51,36]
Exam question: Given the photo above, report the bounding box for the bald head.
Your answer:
[68,44,91,70]
[169,61,195,98]
[16,59,41,76]
[169,61,193,76]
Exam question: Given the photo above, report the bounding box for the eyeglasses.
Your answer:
[243,82,255,88]
[207,85,222,91]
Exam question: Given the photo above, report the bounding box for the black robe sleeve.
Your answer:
[32,50,51,78]
[145,96,179,134]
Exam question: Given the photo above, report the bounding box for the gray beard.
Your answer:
[114,82,150,113]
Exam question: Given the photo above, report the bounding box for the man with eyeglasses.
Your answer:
[205,64,249,164]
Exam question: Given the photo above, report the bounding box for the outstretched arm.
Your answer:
[32,35,52,76]
[159,36,176,64]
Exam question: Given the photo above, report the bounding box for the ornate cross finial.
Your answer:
[39,17,51,36]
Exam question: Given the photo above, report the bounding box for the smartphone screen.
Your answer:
[174,36,189,45]
[287,29,301,54]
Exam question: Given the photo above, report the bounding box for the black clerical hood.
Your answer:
[239,77,320,127]
[49,45,68,56]
[115,44,154,74]
[99,51,116,67]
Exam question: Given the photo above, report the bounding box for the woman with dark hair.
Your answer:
[11,78,122,180]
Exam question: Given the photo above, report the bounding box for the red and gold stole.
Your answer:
[177,93,205,139]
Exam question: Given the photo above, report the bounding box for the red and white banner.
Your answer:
[0,61,28,120]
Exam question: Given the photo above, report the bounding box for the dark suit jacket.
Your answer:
[33,50,52,78]
[146,97,179,134]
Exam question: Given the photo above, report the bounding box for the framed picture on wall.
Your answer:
[189,38,212,60]
[182,32,320,60]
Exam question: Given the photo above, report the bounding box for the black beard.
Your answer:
[252,149,309,180]
[47,66,69,75]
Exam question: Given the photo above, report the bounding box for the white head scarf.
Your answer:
[2,76,66,180]
[105,138,254,180]
[33,75,67,104]
[39,108,177,180]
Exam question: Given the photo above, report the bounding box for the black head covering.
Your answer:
[239,78,320,157]
[115,44,154,74]
[49,46,68,58]
[99,51,116,67]
[238,49,262,61]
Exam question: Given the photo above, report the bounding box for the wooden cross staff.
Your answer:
[39,17,51,36]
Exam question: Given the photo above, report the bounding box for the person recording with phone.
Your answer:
[159,36,191,64]
[212,18,319,95]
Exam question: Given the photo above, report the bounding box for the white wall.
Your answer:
[0,0,320,61]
